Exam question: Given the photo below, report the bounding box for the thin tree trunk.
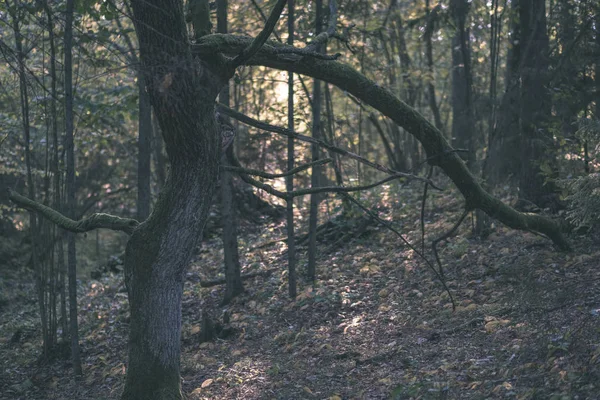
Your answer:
[218,0,244,305]
[424,0,444,133]
[450,0,475,169]
[64,0,82,375]
[485,0,521,185]
[286,0,297,298]
[323,84,350,214]
[12,1,46,357]
[518,0,557,209]
[596,7,600,128]
[307,0,323,283]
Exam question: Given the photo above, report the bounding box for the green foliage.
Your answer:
[561,173,600,230]
[558,118,600,229]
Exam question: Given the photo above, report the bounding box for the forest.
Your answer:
[0,0,599,399]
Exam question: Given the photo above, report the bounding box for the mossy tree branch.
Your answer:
[199,35,570,250]
[229,0,287,68]
[8,188,139,235]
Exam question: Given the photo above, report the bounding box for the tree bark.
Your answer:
[123,0,225,398]
[64,0,82,376]
[137,78,152,221]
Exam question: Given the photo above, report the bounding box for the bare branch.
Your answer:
[8,189,139,235]
[229,0,287,68]
[340,192,456,309]
[222,158,332,179]
[306,0,338,51]
[226,152,288,199]
[216,103,440,189]
[226,154,409,200]
[289,174,406,198]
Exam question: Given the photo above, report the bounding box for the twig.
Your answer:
[340,192,456,310]
[421,165,434,254]
[226,152,409,199]
[222,158,332,179]
[431,208,469,279]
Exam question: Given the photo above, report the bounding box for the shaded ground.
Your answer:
[1,186,599,399]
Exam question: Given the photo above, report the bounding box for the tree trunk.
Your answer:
[307,0,323,283]
[64,0,82,375]
[286,0,297,298]
[123,0,224,397]
[424,1,444,133]
[218,0,244,305]
[450,0,475,169]
[123,122,220,400]
[485,0,521,186]
[518,0,558,209]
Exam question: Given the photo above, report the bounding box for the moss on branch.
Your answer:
[8,189,139,235]
[197,34,570,250]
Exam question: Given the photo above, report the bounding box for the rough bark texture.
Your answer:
[137,80,152,221]
[123,1,227,398]
[195,35,570,250]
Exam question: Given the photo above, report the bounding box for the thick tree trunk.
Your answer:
[124,0,225,398]
[123,160,217,399]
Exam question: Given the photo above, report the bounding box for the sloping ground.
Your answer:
[1,188,599,400]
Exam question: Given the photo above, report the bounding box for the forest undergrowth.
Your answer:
[1,184,599,400]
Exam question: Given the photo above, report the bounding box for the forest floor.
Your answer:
[1,184,600,400]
